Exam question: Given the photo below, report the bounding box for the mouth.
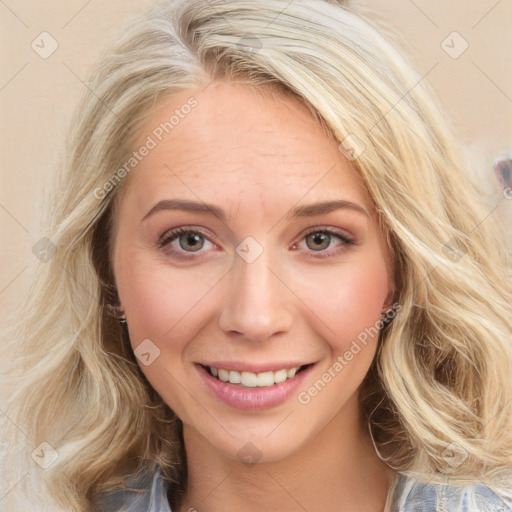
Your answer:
[196,362,316,410]
[199,363,314,388]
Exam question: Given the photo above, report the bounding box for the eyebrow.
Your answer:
[142,198,369,222]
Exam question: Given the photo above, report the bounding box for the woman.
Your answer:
[3,0,512,510]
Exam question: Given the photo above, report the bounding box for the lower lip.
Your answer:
[196,364,315,410]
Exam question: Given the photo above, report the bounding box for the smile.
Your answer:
[207,365,306,388]
[197,362,315,410]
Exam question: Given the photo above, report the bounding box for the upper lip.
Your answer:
[197,362,314,373]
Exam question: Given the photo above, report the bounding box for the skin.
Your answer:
[112,81,396,512]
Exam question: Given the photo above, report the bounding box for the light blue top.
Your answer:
[93,465,512,511]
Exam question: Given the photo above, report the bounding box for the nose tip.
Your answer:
[217,251,293,341]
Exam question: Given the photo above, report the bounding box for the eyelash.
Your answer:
[157,226,357,261]
[299,227,356,258]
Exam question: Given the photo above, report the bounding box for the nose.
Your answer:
[217,248,294,342]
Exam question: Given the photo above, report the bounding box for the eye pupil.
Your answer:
[179,233,204,252]
[306,232,330,251]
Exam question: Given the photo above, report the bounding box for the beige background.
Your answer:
[1,0,511,405]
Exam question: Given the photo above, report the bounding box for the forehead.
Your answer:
[119,81,371,216]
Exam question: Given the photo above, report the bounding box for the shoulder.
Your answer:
[389,472,512,512]
[91,465,512,512]
[92,465,172,512]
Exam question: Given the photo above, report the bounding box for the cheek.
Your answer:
[115,256,215,418]
[115,253,216,344]
[293,255,390,408]
[339,263,388,326]
[298,254,390,350]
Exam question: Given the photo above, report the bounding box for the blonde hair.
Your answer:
[3,0,512,509]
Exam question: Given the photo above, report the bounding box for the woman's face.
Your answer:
[112,81,394,464]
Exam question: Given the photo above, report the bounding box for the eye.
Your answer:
[294,227,356,258]
[158,226,357,261]
[158,227,215,258]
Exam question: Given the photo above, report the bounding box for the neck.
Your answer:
[177,397,395,512]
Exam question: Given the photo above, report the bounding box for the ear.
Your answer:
[106,302,125,318]
[114,304,125,318]
[381,287,396,314]
[106,285,125,319]
[379,288,399,329]
[108,302,126,326]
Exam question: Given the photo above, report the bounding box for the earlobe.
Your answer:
[113,303,126,324]
[106,288,126,324]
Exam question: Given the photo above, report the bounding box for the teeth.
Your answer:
[287,367,298,378]
[229,370,241,384]
[257,371,275,387]
[274,369,287,383]
[241,371,258,387]
[208,365,302,388]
